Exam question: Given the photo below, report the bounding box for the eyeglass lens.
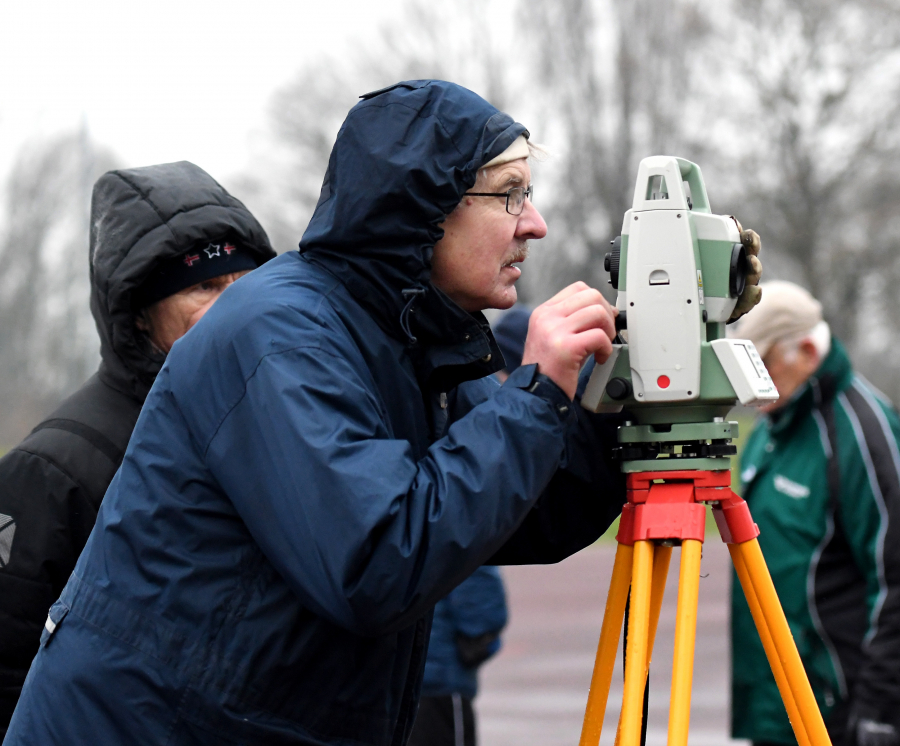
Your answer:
[507,186,532,216]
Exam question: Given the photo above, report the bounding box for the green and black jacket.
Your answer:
[731,339,900,745]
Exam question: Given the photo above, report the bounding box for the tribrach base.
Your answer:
[577,469,832,746]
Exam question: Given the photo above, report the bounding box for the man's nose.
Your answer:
[517,199,548,240]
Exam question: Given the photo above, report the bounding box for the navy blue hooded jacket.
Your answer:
[6,80,625,746]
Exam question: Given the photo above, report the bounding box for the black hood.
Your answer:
[299,80,529,385]
[89,161,275,401]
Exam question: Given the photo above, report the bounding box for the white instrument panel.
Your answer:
[710,339,779,406]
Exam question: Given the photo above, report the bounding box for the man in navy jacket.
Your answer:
[8,80,641,745]
[409,308,532,746]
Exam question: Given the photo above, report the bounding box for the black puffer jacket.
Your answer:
[0,161,274,732]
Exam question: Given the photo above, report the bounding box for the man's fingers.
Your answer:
[741,229,761,257]
[565,303,616,340]
[525,281,619,398]
[573,327,613,360]
[552,286,615,319]
[542,281,592,306]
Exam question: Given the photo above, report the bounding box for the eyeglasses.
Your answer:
[464,185,534,216]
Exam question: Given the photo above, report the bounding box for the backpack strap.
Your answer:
[31,418,125,466]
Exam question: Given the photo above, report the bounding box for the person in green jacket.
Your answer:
[731,281,900,746]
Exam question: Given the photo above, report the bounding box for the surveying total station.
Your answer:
[576,156,831,746]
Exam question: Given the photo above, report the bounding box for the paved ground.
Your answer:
[477,539,750,746]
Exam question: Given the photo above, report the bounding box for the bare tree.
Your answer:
[518,0,713,300]
[234,61,363,255]
[239,0,525,256]
[702,0,900,331]
[0,128,119,445]
[248,0,708,304]
[245,0,900,406]
[522,0,900,404]
[681,0,900,399]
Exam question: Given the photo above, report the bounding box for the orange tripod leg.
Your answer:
[620,540,654,746]
[736,539,833,746]
[579,543,634,746]
[729,544,811,746]
[667,539,702,746]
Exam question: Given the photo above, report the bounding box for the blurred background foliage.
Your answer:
[3,0,900,446]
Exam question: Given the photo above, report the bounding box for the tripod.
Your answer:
[577,466,833,746]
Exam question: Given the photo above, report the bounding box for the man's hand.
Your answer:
[729,219,763,322]
[521,282,617,400]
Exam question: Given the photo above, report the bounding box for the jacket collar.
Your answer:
[301,253,505,390]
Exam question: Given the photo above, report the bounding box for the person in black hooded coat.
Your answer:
[0,160,275,733]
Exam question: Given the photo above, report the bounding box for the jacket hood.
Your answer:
[89,161,276,401]
[299,80,529,383]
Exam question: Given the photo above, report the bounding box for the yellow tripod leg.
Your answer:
[729,544,811,746]
[610,544,672,746]
[667,539,702,746]
[579,542,634,746]
[737,539,833,746]
[620,540,654,746]
[609,544,671,746]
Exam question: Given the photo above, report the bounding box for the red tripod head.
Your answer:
[616,469,759,546]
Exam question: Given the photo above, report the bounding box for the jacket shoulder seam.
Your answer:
[202,344,366,458]
[201,274,356,457]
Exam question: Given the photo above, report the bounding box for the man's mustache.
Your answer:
[504,243,529,266]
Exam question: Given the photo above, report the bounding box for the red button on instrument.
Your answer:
[657,375,670,389]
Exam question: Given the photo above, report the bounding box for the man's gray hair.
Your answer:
[476,141,549,184]
[775,320,832,363]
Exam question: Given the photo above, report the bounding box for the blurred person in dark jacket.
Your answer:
[0,160,274,735]
[409,565,507,746]
[5,81,761,746]
[408,307,530,746]
[731,281,900,746]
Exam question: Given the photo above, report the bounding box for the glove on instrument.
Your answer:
[729,218,763,322]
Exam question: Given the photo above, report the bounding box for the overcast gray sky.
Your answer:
[0,0,404,180]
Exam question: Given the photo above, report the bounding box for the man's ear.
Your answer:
[799,338,820,369]
[133,308,166,357]
[134,309,150,333]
